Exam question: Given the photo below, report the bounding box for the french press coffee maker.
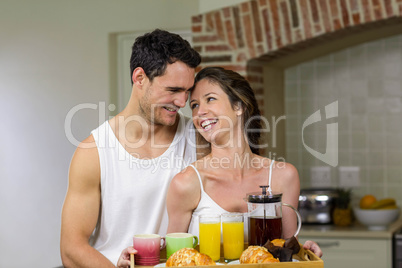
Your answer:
[246,185,302,246]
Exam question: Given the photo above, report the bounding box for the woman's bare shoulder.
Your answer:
[259,158,299,184]
[168,163,203,212]
[275,161,298,177]
[273,160,300,191]
[170,163,201,194]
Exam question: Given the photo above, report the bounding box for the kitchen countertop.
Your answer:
[299,219,402,239]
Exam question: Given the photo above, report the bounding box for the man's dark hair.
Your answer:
[130,29,201,84]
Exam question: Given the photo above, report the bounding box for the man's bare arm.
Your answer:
[60,135,115,267]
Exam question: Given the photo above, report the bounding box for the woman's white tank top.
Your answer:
[187,160,275,243]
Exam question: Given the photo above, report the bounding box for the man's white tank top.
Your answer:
[89,113,196,265]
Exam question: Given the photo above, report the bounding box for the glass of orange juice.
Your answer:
[221,212,244,262]
[199,214,221,261]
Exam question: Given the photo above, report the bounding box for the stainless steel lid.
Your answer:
[246,185,282,203]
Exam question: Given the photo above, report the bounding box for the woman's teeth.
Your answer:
[201,119,217,130]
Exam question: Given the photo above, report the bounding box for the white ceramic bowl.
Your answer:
[353,207,400,230]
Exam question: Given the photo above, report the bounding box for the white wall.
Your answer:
[0,1,198,267]
[0,1,249,267]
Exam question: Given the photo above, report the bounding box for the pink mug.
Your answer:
[133,234,166,266]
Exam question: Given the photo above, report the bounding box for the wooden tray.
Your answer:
[137,244,323,268]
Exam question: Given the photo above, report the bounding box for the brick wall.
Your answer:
[192,0,402,111]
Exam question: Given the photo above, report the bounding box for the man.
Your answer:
[61,29,201,267]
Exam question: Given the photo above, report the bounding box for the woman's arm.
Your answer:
[276,162,324,258]
[167,167,201,233]
[276,162,300,239]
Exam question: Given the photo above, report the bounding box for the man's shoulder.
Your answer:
[69,135,100,185]
[90,120,113,148]
[91,120,109,135]
[74,135,99,158]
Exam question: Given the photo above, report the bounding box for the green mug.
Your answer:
[166,232,198,259]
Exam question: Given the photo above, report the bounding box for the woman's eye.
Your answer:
[190,103,198,110]
[207,97,215,102]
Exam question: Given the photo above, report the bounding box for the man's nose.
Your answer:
[174,91,189,108]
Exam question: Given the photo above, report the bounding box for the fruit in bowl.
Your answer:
[354,196,400,230]
[359,194,377,209]
[353,206,400,230]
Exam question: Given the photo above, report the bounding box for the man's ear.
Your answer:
[132,67,147,88]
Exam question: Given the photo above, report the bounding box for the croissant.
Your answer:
[166,248,216,266]
[240,246,280,264]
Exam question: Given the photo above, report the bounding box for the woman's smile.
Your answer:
[200,118,218,131]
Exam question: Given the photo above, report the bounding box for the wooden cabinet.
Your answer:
[298,236,392,268]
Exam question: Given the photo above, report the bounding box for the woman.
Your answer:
[117,67,321,267]
[166,66,301,240]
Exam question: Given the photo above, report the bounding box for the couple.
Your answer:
[60,29,322,268]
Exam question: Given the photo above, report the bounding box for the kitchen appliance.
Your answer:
[246,185,302,246]
[298,188,339,224]
[394,227,402,268]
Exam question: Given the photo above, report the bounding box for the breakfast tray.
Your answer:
[148,244,323,268]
